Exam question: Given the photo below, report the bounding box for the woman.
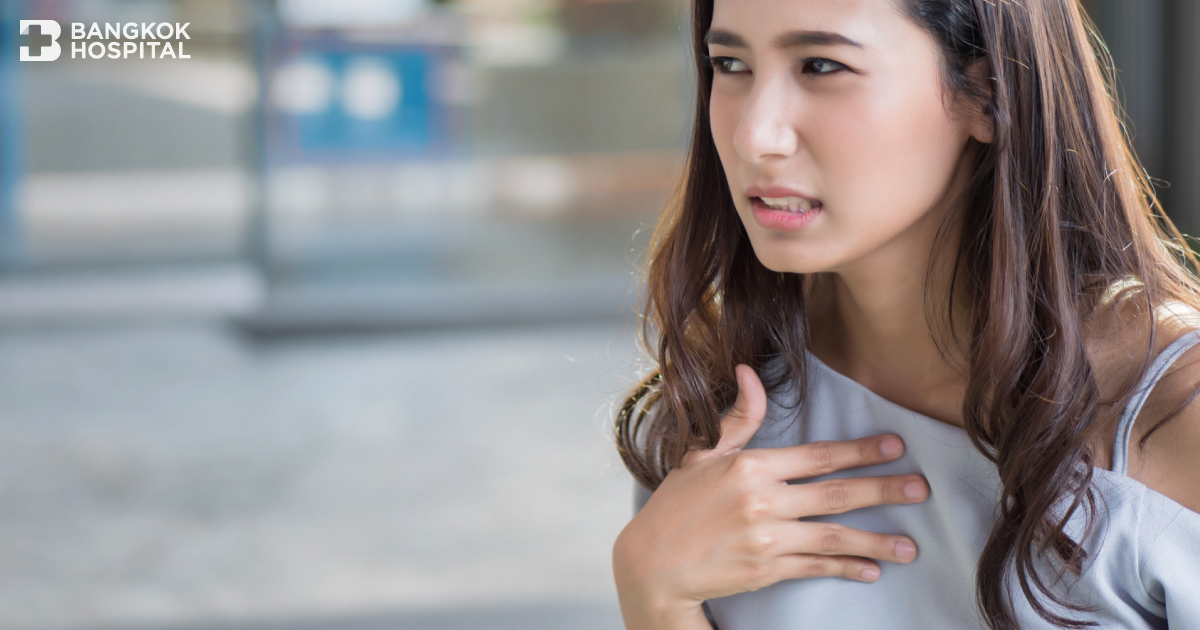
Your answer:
[611,0,1200,628]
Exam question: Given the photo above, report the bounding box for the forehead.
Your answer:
[709,0,903,47]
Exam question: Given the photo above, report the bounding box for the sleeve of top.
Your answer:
[633,480,653,515]
[1138,499,1200,625]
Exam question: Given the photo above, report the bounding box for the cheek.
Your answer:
[817,84,967,235]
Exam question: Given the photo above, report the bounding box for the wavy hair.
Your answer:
[614,1,1200,628]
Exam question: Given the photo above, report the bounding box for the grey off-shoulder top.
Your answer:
[633,331,1200,629]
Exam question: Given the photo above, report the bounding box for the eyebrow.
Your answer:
[704,28,864,50]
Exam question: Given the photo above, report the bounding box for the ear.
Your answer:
[961,58,995,144]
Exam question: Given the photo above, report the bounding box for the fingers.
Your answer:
[685,365,768,466]
[768,554,883,585]
[773,521,920,566]
[780,475,929,517]
[762,434,908,481]
[710,364,768,456]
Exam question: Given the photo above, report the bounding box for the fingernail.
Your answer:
[860,567,880,581]
[895,541,917,560]
[903,480,925,500]
[879,437,902,458]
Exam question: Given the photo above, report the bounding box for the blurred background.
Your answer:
[0,0,1196,629]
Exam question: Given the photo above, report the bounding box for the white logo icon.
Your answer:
[19,20,61,61]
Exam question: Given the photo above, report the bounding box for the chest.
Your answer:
[710,362,1163,630]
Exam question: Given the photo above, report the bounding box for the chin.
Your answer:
[748,244,831,275]
[740,219,838,275]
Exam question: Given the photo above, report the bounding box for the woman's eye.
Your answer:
[802,58,847,75]
[709,56,750,74]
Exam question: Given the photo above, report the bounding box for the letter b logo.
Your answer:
[19,20,61,61]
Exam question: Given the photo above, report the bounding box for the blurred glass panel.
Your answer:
[249,0,689,332]
[0,0,692,330]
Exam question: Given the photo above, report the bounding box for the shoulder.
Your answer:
[1099,299,1200,514]
[1126,323,1200,514]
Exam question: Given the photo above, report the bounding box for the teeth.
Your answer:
[760,196,815,212]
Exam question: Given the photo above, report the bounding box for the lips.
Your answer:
[745,185,823,231]
[745,186,822,213]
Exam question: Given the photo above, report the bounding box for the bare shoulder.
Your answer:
[1126,313,1200,514]
[1091,296,1200,514]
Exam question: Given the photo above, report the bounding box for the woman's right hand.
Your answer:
[612,364,930,627]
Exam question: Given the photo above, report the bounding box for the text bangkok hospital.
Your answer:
[22,21,193,60]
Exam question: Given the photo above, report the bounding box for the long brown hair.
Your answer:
[614,0,1200,628]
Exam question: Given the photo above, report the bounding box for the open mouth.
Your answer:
[752,196,823,213]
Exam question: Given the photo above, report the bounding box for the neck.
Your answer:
[806,177,974,428]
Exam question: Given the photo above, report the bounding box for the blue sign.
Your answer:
[268,39,455,162]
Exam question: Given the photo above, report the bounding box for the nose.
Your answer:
[732,75,799,164]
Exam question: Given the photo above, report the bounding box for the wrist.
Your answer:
[614,572,705,629]
[613,531,708,628]
[617,593,709,630]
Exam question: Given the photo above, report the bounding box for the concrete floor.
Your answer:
[0,320,644,630]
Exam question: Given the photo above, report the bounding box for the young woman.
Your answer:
[611,1,1200,629]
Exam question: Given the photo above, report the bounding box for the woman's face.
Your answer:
[708,0,989,275]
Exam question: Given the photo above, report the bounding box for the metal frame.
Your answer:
[0,0,24,271]
[1165,0,1200,236]
[247,0,274,277]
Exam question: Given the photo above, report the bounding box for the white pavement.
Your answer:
[0,321,645,630]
